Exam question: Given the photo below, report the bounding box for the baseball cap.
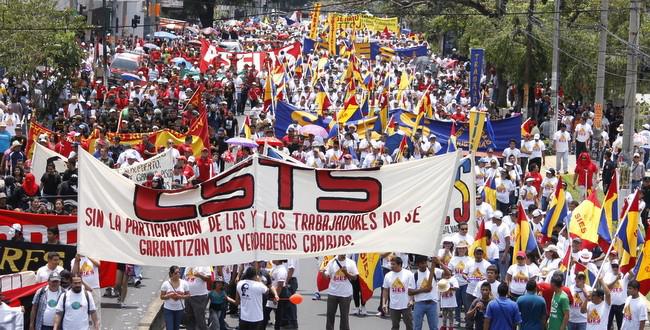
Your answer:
[49,272,61,281]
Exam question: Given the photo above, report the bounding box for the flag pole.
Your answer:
[594,189,637,280]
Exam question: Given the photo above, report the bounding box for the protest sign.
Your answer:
[0,209,77,244]
[78,149,460,266]
[329,14,399,34]
[32,143,68,182]
[117,149,175,187]
[0,241,76,275]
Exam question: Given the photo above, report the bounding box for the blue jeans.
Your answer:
[163,307,184,330]
[568,322,587,330]
[455,284,470,322]
[413,300,438,330]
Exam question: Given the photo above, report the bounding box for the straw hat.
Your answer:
[437,279,451,293]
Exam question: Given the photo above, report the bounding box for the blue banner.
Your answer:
[469,48,484,107]
[274,101,328,138]
[395,110,521,152]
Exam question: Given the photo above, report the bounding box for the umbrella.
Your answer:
[143,43,160,50]
[256,137,284,147]
[121,73,141,81]
[171,57,192,68]
[153,31,178,39]
[226,137,258,148]
[201,27,216,35]
[299,125,328,138]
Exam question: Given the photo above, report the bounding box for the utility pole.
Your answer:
[102,0,109,86]
[621,0,640,191]
[522,0,535,118]
[143,0,150,39]
[622,0,641,165]
[549,0,561,137]
[592,0,608,155]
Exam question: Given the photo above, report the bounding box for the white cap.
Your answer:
[534,133,540,139]
[188,156,196,163]
[532,209,545,217]
[493,210,503,219]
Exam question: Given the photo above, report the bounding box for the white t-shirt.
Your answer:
[55,289,97,330]
[271,264,288,287]
[575,123,593,143]
[487,243,500,261]
[527,140,545,158]
[487,222,510,251]
[325,258,358,297]
[466,259,491,297]
[587,301,610,330]
[184,266,211,296]
[440,277,459,308]
[237,279,269,322]
[449,256,470,286]
[33,288,62,326]
[507,264,531,295]
[553,130,571,152]
[622,296,648,329]
[475,203,494,225]
[541,176,558,198]
[473,279,500,298]
[413,268,444,302]
[496,178,515,204]
[603,273,627,306]
[160,280,189,311]
[569,284,592,323]
[71,257,100,289]
[36,265,64,283]
[382,269,415,310]
[503,147,521,161]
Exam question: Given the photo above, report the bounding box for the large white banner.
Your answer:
[443,156,477,237]
[116,149,176,187]
[78,149,460,266]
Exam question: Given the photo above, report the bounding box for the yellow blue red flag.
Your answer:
[541,177,568,238]
[568,190,601,248]
[354,253,383,303]
[634,226,650,294]
[512,202,537,264]
[617,190,641,257]
[597,171,618,249]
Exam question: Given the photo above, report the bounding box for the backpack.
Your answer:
[60,289,91,326]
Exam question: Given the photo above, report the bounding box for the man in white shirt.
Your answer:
[183,266,212,330]
[36,252,64,283]
[72,254,101,326]
[621,279,648,330]
[502,139,521,163]
[487,211,511,280]
[382,256,415,330]
[465,247,491,300]
[408,255,448,330]
[574,115,593,156]
[527,134,546,170]
[30,272,64,330]
[54,276,99,330]
[323,254,358,330]
[284,259,299,329]
[237,267,273,329]
[553,123,571,174]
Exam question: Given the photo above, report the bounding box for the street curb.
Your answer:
[138,292,164,330]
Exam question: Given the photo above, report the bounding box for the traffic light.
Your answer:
[78,4,86,15]
[131,15,141,29]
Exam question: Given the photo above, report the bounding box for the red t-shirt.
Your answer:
[196,157,212,183]
[183,164,195,180]
[450,112,466,122]
[537,282,574,315]
[575,162,598,189]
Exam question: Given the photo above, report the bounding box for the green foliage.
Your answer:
[381,0,650,100]
[0,0,86,79]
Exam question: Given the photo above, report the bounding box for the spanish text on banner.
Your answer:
[78,150,460,266]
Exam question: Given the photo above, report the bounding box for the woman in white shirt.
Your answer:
[448,240,470,324]
[160,266,190,330]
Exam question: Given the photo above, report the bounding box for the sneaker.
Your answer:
[312,292,321,300]
[350,307,358,315]
[359,306,366,315]
[134,279,142,288]
[103,288,113,297]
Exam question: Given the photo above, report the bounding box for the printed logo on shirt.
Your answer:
[587,308,601,324]
[333,269,347,282]
[469,268,484,282]
[71,301,82,310]
[454,261,465,274]
[624,303,632,320]
[513,271,528,283]
[47,299,57,307]
[391,278,406,293]
[611,281,623,293]
[80,261,94,277]
[572,293,583,308]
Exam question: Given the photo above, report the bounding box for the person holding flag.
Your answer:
[408,255,448,330]
[568,271,592,330]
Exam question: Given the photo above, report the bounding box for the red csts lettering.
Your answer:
[133,185,198,221]
[315,171,381,213]
[199,174,254,216]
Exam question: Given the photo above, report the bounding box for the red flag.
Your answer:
[4,282,46,307]
[186,86,211,155]
[199,39,218,73]
[99,261,118,288]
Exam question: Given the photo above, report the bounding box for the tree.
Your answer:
[378,0,650,103]
[0,0,86,114]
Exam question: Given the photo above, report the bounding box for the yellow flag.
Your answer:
[468,110,486,152]
[327,14,337,55]
[309,3,321,40]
